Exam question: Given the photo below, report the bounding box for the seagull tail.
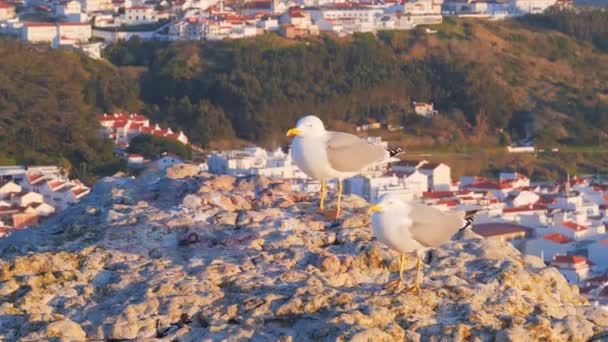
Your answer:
[386,147,405,158]
[459,210,478,231]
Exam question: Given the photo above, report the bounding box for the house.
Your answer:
[0,181,21,197]
[21,22,58,43]
[10,191,44,208]
[121,6,163,25]
[412,101,438,117]
[21,173,51,193]
[525,233,575,262]
[499,172,530,188]
[98,113,188,145]
[418,163,451,191]
[279,7,319,37]
[0,1,16,20]
[56,0,88,22]
[402,0,443,25]
[471,222,531,247]
[207,146,307,179]
[550,255,592,284]
[21,22,92,44]
[307,4,383,34]
[510,191,539,207]
[554,220,589,241]
[127,154,145,168]
[344,170,428,202]
[11,212,39,229]
[30,202,56,217]
[588,239,608,271]
[501,203,549,228]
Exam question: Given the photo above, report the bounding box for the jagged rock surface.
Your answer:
[0,167,607,341]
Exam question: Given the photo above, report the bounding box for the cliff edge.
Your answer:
[1,166,607,341]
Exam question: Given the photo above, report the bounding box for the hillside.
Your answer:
[104,10,608,151]
[0,168,607,340]
[0,38,141,183]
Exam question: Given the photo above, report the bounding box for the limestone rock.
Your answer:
[0,171,605,341]
[46,319,86,340]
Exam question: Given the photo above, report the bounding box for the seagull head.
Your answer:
[369,193,408,217]
[286,115,326,138]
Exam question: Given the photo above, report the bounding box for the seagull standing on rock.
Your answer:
[369,194,477,294]
[286,115,404,219]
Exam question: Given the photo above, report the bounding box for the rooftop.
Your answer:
[472,222,531,238]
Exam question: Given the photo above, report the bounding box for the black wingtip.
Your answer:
[459,210,478,231]
[387,147,405,158]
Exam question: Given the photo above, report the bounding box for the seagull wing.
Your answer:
[325,131,388,173]
[407,203,465,248]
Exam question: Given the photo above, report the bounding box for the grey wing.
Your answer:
[325,132,387,173]
[408,203,465,247]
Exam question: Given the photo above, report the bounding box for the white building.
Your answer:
[0,1,16,20]
[98,113,188,145]
[21,22,91,44]
[402,0,443,25]
[0,181,21,197]
[344,170,428,202]
[550,255,592,284]
[418,163,451,191]
[525,232,575,262]
[511,191,539,207]
[121,6,164,25]
[413,101,438,117]
[207,146,308,179]
[307,4,383,34]
[56,0,88,22]
[554,220,591,241]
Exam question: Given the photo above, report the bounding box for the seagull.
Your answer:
[286,115,403,218]
[369,194,477,294]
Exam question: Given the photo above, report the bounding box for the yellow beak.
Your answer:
[286,128,301,137]
[368,204,383,213]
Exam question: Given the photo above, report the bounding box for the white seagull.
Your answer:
[369,194,477,294]
[286,115,403,218]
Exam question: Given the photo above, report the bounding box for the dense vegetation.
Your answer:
[104,10,608,152]
[126,135,192,160]
[519,8,608,51]
[0,38,140,183]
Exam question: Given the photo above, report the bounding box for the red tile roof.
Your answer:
[422,191,454,199]
[72,187,89,197]
[544,233,573,244]
[562,221,587,232]
[552,255,588,264]
[112,120,129,128]
[436,199,459,207]
[502,203,547,213]
[472,222,531,238]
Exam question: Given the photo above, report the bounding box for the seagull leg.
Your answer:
[385,253,405,291]
[335,179,343,219]
[408,254,422,295]
[319,181,326,212]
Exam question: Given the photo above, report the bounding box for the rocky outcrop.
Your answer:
[0,170,606,341]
